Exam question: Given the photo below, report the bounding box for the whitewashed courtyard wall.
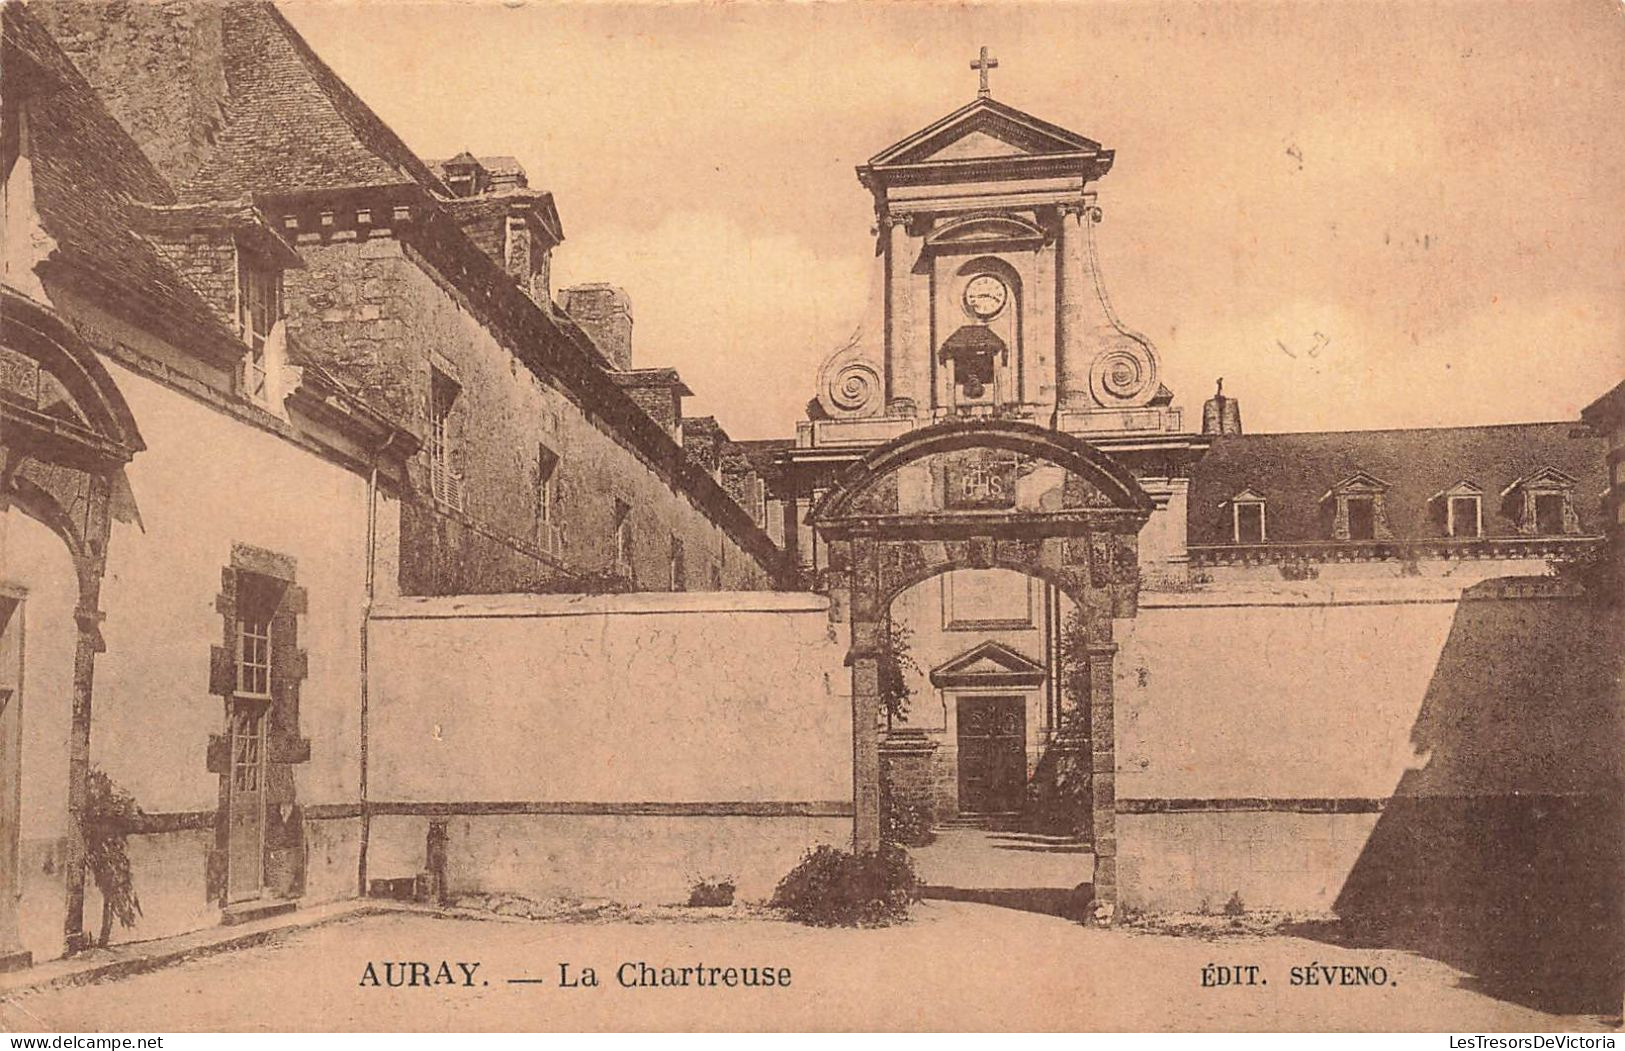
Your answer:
[367,592,851,904]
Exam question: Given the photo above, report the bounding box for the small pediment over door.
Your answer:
[929,640,1047,689]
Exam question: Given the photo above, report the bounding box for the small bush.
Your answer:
[771,844,919,927]
[687,877,736,908]
[1278,558,1320,581]
[881,794,935,847]
[1223,890,1245,916]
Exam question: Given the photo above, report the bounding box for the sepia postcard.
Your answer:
[0,0,1622,1036]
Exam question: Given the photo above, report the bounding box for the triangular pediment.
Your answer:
[1431,480,1484,501]
[1225,487,1266,505]
[1501,466,1578,497]
[867,97,1105,169]
[1320,471,1390,502]
[930,641,1046,689]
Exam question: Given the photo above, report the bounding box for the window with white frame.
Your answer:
[238,252,282,405]
[1229,490,1266,544]
[234,573,281,699]
[1447,494,1482,538]
[1235,497,1261,542]
[428,367,463,510]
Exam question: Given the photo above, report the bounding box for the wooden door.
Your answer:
[226,702,266,902]
[956,696,1027,814]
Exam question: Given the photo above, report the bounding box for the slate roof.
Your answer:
[1,2,241,358]
[179,3,448,200]
[1187,422,1611,545]
[736,439,794,477]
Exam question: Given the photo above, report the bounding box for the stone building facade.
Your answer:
[0,0,784,970]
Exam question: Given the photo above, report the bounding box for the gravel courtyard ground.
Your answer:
[0,902,1611,1032]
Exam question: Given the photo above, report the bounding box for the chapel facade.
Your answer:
[758,55,1614,912]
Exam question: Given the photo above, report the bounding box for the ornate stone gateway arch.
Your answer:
[809,419,1152,907]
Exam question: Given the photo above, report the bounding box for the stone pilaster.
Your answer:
[883,214,917,417]
[1054,203,1091,410]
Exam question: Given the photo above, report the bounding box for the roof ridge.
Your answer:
[1226,419,1586,439]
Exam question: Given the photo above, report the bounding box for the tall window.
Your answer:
[1346,497,1377,541]
[1233,500,1265,544]
[1535,493,1566,535]
[1447,495,1482,538]
[669,534,686,592]
[613,499,634,582]
[238,254,281,405]
[234,574,282,699]
[536,444,560,555]
[428,367,463,510]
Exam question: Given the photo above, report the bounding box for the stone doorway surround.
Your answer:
[809,419,1152,908]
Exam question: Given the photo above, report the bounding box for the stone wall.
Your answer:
[365,591,851,903]
[79,358,390,950]
[1117,569,1623,1012]
[283,236,775,595]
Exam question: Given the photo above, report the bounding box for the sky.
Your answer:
[280,0,1625,440]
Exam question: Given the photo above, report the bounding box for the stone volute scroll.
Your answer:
[1081,206,1160,408]
[1056,202,1161,411]
[814,254,888,420]
[816,331,884,420]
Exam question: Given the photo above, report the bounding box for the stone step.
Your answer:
[219,899,298,927]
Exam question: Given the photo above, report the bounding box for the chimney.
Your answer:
[610,368,691,445]
[561,284,633,370]
[1201,378,1243,436]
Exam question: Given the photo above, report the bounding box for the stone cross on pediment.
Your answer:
[971,46,999,98]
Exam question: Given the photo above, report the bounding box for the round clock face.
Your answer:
[963,274,1009,320]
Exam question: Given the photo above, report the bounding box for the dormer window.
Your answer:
[1501,467,1579,536]
[1321,471,1392,542]
[1225,489,1266,543]
[1430,482,1483,538]
[237,251,282,405]
[1501,467,1580,537]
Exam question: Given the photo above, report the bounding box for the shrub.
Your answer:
[771,844,919,927]
[83,767,143,947]
[881,793,935,847]
[1278,558,1319,581]
[687,877,736,908]
[1223,890,1245,916]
